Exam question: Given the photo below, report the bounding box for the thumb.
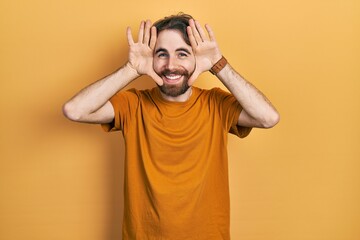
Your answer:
[150,72,164,86]
[188,70,201,86]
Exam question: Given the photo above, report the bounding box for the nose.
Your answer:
[165,56,177,70]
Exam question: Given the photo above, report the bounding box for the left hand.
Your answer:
[187,19,223,85]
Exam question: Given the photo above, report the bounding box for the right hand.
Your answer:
[126,20,163,85]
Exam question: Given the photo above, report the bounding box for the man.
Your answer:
[63,13,279,240]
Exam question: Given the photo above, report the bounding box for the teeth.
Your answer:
[165,74,181,80]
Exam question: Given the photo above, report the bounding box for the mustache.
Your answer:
[160,68,190,77]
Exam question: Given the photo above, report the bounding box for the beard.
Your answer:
[157,68,193,97]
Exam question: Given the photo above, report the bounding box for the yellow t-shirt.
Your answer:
[103,86,251,240]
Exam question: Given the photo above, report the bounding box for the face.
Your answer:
[153,30,196,97]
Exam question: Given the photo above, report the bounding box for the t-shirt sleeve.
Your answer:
[101,88,139,132]
[213,88,252,138]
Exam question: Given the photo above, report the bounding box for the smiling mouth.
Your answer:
[163,74,183,83]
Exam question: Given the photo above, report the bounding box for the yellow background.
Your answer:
[1,0,359,239]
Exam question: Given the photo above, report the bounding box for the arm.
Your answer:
[187,19,280,128]
[217,64,280,128]
[63,20,162,123]
[62,63,139,123]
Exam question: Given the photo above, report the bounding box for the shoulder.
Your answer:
[195,87,232,100]
[195,87,230,94]
[113,88,154,100]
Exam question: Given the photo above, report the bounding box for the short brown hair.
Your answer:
[153,13,193,45]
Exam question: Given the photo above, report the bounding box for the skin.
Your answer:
[63,18,280,128]
[153,29,195,101]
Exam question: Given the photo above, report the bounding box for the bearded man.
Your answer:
[63,13,279,240]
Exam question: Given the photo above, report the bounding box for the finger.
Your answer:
[149,26,157,49]
[143,20,151,44]
[126,27,134,45]
[195,20,208,41]
[137,21,145,43]
[189,19,202,43]
[187,26,198,48]
[205,24,216,42]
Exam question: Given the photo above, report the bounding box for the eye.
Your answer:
[178,52,188,58]
[157,52,168,58]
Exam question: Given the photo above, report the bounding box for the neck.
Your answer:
[160,87,193,102]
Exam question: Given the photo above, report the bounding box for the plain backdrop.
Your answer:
[0,0,359,239]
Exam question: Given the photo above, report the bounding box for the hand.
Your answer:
[127,20,163,85]
[187,19,223,85]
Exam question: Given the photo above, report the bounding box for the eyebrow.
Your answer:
[154,47,192,54]
[155,48,167,54]
[177,48,191,54]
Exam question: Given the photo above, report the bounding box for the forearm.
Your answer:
[217,63,280,128]
[63,62,139,121]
